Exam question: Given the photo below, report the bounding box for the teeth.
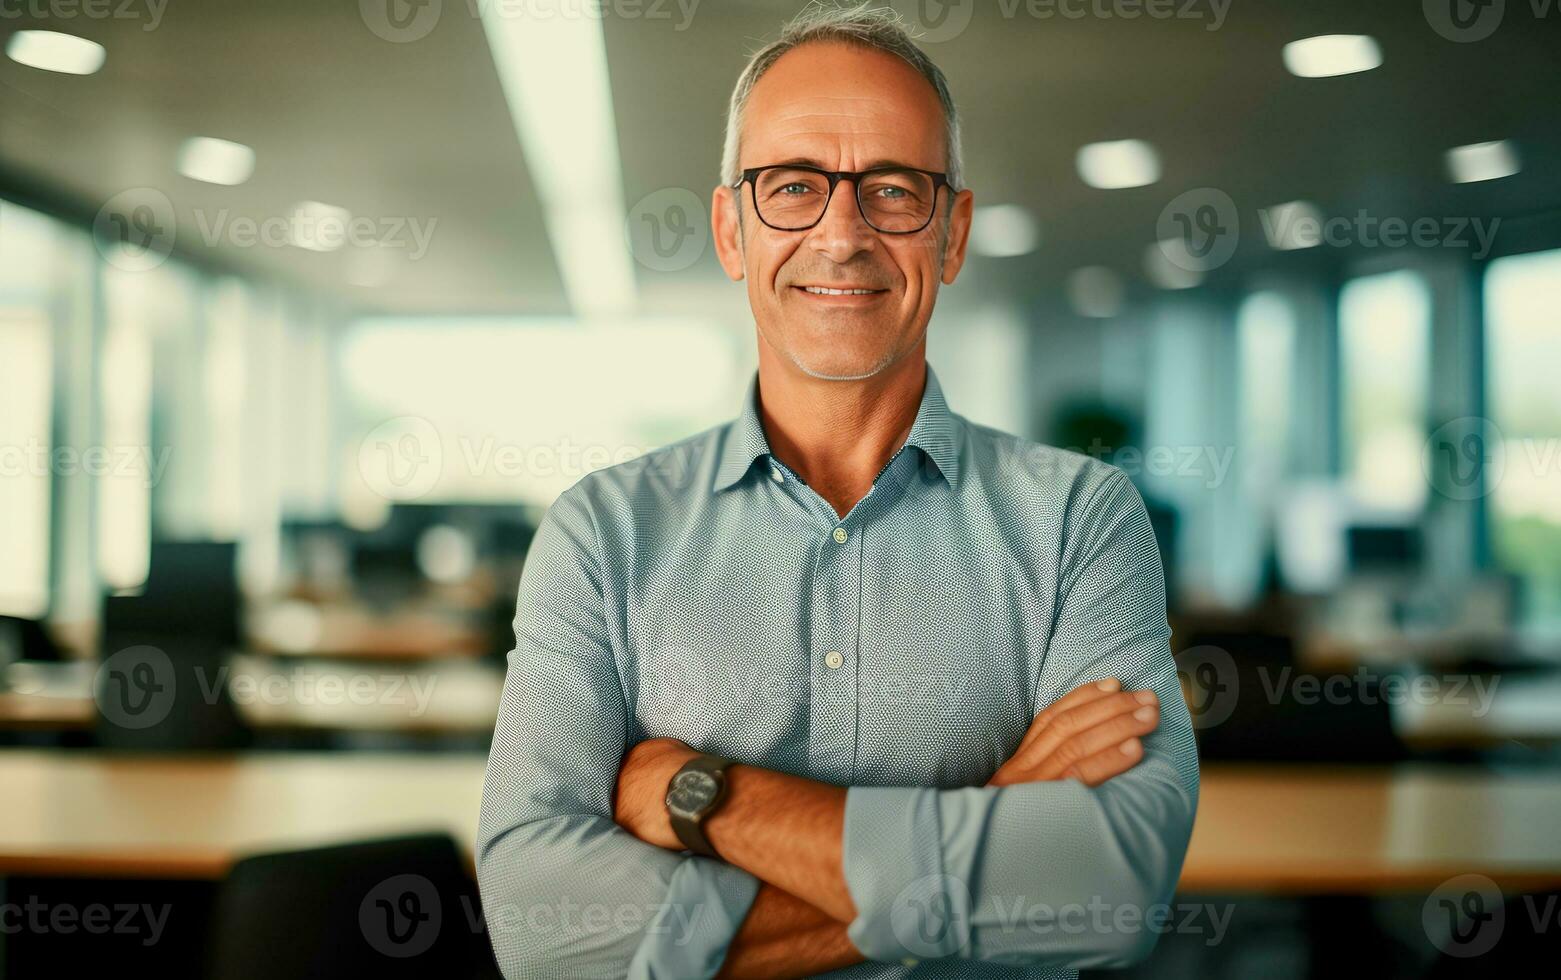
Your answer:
[803,286,877,295]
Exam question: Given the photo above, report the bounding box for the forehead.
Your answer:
[741,41,947,171]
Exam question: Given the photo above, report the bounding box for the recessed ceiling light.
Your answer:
[970,204,1041,257]
[1445,140,1520,184]
[1067,266,1125,318]
[5,29,105,75]
[479,7,636,316]
[1260,200,1324,250]
[289,201,351,252]
[177,137,255,186]
[1282,35,1382,78]
[1076,140,1161,190]
[1145,242,1204,289]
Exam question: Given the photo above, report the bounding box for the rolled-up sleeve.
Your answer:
[476,483,760,979]
[841,468,1199,969]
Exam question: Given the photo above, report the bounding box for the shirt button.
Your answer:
[832,526,848,544]
[824,650,844,669]
[769,464,784,483]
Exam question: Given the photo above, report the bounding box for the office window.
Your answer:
[1339,269,1431,513]
[340,317,741,513]
[0,203,57,617]
[1238,291,1297,491]
[1485,248,1561,628]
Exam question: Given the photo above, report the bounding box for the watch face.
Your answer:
[666,769,718,817]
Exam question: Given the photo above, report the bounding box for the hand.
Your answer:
[613,736,699,850]
[987,677,1160,788]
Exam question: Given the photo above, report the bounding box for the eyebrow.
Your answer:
[760,157,930,172]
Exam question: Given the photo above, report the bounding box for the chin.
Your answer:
[787,346,900,382]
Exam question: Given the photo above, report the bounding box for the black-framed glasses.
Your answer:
[734,164,950,234]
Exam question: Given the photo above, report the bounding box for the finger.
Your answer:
[1015,677,1122,755]
[1018,689,1158,769]
[1063,737,1145,788]
[1034,704,1160,781]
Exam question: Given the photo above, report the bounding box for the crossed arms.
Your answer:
[475,470,1199,978]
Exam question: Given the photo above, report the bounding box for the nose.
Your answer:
[805,177,877,264]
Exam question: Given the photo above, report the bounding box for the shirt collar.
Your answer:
[712,364,962,493]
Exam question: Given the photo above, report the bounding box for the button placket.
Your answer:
[805,516,862,778]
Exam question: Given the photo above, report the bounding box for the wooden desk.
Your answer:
[1182,765,1561,893]
[0,751,485,878]
[4,754,1561,895]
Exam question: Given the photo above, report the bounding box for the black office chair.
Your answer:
[93,540,253,751]
[208,833,500,980]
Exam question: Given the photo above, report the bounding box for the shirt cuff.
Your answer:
[627,854,760,980]
[842,785,989,962]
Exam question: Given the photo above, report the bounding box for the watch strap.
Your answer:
[667,753,734,859]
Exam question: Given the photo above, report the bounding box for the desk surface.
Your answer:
[4,752,1561,893]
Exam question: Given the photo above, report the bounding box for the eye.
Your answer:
[874,185,907,199]
[779,182,813,196]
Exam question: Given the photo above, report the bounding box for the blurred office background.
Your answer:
[1,0,1559,977]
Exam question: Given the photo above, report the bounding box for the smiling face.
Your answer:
[713,41,973,382]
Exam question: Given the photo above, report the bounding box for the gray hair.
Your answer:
[720,2,964,192]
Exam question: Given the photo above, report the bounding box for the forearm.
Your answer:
[715,884,864,980]
[704,762,857,923]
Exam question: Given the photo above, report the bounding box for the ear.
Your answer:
[712,184,745,282]
[939,187,975,285]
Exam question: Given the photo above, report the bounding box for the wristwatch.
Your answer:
[665,753,736,859]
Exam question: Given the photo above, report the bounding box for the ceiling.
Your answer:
[2,0,1558,318]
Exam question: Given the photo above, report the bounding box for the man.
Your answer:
[477,4,1198,978]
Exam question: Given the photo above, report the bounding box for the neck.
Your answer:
[754,341,927,519]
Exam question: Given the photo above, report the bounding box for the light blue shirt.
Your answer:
[477,365,1199,978]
